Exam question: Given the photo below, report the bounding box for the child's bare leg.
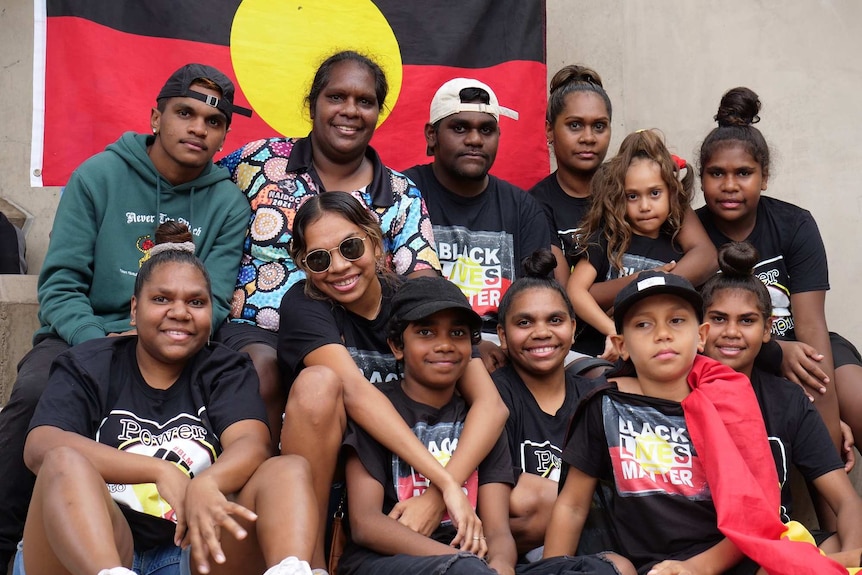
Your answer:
[509,474,557,553]
[826,546,862,568]
[603,553,636,575]
[280,366,348,568]
[212,455,317,574]
[22,446,134,575]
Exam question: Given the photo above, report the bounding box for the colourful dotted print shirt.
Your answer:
[218,137,441,332]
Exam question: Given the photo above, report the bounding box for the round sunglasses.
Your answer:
[302,235,369,273]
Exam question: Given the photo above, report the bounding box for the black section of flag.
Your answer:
[47,0,240,45]
[373,0,545,65]
[46,0,545,66]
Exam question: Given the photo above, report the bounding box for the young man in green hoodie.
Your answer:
[0,63,252,574]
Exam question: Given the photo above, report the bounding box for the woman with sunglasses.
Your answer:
[279,192,506,572]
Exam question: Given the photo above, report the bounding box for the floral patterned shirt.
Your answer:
[218,136,440,331]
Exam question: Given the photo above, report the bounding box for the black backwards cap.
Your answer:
[390,276,482,336]
[156,63,253,123]
[613,270,703,333]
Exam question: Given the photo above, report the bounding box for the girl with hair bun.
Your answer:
[565,129,703,359]
[19,222,318,575]
[702,242,862,563]
[492,250,633,573]
[529,65,716,287]
[697,86,862,457]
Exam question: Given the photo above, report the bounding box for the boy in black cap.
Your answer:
[0,63,251,573]
[339,276,622,575]
[545,271,847,574]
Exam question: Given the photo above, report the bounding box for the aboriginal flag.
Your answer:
[32,0,548,189]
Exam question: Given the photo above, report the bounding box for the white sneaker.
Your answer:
[263,556,313,575]
[97,568,138,575]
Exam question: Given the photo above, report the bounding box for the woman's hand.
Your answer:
[388,486,446,536]
[178,475,258,574]
[439,481,487,557]
[154,461,192,526]
[840,419,856,473]
[777,339,829,399]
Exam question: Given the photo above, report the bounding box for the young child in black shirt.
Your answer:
[545,270,850,575]
[340,276,624,575]
[492,250,603,558]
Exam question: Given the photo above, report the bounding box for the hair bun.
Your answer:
[521,249,557,279]
[717,241,760,278]
[149,221,195,256]
[714,87,761,127]
[549,64,603,95]
[155,220,193,244]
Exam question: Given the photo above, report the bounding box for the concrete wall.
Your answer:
[546,0,862,346]
[1,1,861,393]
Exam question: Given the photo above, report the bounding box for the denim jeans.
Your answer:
[14,540,190,575]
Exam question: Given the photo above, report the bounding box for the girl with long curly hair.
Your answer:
[566,129,694,359]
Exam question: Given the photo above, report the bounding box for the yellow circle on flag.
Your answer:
[229,0,403,137]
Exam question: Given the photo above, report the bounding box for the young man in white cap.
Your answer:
[405,79,552,371]
[0,63,251,574]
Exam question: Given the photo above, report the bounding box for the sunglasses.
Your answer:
[302,235,369,273]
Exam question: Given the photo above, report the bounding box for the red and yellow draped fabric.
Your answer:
[32,0,548,189]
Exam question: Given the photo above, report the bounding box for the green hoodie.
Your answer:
[36,132,250,345]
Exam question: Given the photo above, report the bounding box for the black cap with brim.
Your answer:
[391,277,482,335]
[156,63,253,123]
[613,270,703,333]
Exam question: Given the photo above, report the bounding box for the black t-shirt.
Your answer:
[697,196,829,340]
[339,382,513,575]
[574,232,682,356]
[493,364,597,482]
[277,277,402,388]
[562,386,720,571]
[29,337,266,550]
[750,368,844,522]
[529,172,592,269]
[405,164,552,329]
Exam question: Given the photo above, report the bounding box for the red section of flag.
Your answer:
[42,16,548,190]
[42,17,262,185]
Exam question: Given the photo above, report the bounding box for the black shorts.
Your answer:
[810,528,836,546]
[214,321,279,352]
[830,332,862,369]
